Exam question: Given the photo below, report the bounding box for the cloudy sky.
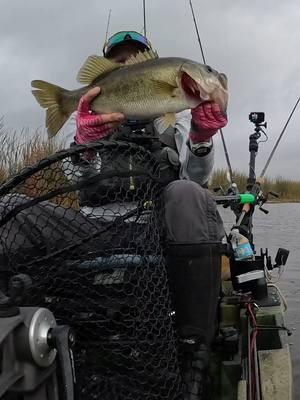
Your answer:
[0,0,299,178]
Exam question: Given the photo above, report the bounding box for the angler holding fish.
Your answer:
[32,31,228,399]
[32,35,227,138]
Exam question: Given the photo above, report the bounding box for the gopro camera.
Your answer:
[249,112,265,124]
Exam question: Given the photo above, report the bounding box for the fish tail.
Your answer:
[31,80,74,138]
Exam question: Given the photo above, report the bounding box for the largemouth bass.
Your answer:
[31,49,228,138]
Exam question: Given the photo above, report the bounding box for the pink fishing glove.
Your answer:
[75,87,125,144]
[190,102,228,143]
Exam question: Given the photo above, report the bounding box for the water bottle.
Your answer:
[230,228,254,261]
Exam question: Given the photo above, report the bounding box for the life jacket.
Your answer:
[75,120,181,208]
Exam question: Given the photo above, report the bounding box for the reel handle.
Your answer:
[48,326,76,400]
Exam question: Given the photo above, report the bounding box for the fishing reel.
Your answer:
[0,273,76,400]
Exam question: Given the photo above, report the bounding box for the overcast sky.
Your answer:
[0,0,299,178]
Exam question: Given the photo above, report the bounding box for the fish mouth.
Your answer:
[181,71,228,112]
[218,73,228,90]
[181,71,205,101]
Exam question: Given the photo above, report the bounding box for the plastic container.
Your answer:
[230,229,254,261]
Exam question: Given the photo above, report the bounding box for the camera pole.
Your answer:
[236,116,267,235]
[248,134,258,188]
[248,120,266,188]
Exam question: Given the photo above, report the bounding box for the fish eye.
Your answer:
[206,65,213,73]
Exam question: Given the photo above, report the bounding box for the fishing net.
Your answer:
[0,141,182,400]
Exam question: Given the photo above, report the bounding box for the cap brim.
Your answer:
[105,39,149,57]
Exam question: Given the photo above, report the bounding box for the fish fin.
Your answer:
[151,79,178,96]
[77,55,120,84]
[31,80,72,138]
[125,49,159,65]
[155,113,177,133]
[171,88,182,98]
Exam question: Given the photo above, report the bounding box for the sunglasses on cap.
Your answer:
[103,31,152,56]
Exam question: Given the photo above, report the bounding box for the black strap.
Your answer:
[111,121,178,152]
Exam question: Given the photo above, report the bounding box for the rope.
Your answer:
[267,283,288,312]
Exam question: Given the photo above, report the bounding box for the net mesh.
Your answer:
[0,141,182,400]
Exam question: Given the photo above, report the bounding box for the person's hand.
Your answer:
[75,87,126,144]
[190,102,228,143]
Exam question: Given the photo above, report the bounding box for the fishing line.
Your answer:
[188,0,234,186]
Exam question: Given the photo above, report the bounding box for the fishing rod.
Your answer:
[104,9,112,44]
[188,0,206,64]
[143,0,147,37]
[260,96,300,178]
[188,0,234,187]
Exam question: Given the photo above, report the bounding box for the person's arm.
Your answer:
[59,87,125,147]
[74,87,125,144]
[61,87,125,182]
[58,112,77,147]
[176,103,227,186]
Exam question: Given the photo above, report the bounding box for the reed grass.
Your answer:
[0,120,299,202]
[210,169,300,202]
[0,120,80,208]
[0,118,60,181]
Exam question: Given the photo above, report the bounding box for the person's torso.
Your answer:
[77,120,181,208]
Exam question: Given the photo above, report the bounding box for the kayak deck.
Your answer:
[211,283,293,400]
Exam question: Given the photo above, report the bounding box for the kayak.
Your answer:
[213,280,293,400]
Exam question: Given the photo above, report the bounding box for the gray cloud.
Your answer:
[0,0,299,178]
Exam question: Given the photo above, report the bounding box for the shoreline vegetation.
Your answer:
[0,122,299,203]
[210,169,300,203]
